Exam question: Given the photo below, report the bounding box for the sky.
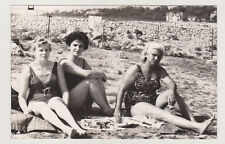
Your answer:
[11,5,175,15]
[11,5,124,14]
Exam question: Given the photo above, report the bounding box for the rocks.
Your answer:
[109,41,121,50]
[11,15,217,60]
[11,42,25,56]
[56,49,63,54]
[21,31,36,40]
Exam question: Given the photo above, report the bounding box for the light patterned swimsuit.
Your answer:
[124,65,161,115]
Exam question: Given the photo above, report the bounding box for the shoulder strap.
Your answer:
[52,62,58,74]
[28,64,35,77]
[58,58,67,64]
[82,58,85,69]
[136,64,142,73]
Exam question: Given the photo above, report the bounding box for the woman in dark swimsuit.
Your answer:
[114,42,214,134]
[18,37,85,138]
[59,31,113,116]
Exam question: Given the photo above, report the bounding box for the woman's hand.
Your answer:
[23,108,33,115]
[159,66,177,106]
[62,92,70,106]
[87,71,107,82]
[167,90,176,106]
[113,109,123,123]
[113,65,138,123]
[113,109,121,116]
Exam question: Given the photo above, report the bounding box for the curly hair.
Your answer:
[65,31,89,50]
[33,37,51,51]
[140,42,164,63]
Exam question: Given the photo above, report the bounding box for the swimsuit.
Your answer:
[60,58,93,110]
[61,58,86,91]
[124,65,161,115]
[27,62,61,104]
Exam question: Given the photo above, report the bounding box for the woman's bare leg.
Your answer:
[48,97,86,135]
[96,79,106,96]
[87,79,113,115]
[131,102,214,134]
[69,79,113,116]
[68,80,90,112]
[11,75,20,92]
[28,101,77,138]
[156,90,196,121]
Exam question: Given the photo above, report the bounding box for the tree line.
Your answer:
[44,6,217,22]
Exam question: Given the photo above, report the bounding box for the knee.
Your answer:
[130,102,149,116]
[48,97,65,108]
[80,79,92,88]
[84,79,99,86]
[28,102,49,113]
[156,90,173,102]
[160,90,172,98]
[131,102,167,119]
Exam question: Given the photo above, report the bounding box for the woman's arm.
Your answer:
[83,59,107,81]
[60,59,106,81]
[18,66,32,114]
[57,63,69,106]
[83,59,92,70]
[114,65,138,116]
[159,66,177,105]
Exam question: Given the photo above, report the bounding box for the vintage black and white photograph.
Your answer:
[10,4,218,139]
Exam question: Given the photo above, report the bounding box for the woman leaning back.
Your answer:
[113,42,214,134]
[59,31,113,116]
[18,37,86,138]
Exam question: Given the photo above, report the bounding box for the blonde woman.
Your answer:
[18,37,85,138]
[114,42,214,134]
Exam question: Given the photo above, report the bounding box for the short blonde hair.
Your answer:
[33,37,51,51]
[141,42,164,63]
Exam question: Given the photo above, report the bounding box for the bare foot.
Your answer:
[76,128,86,136]
[65,128,87,138]
[63,126,77,139]
[65,128,77,139]
[198,116,215,134]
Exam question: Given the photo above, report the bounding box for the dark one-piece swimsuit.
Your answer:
[60,58,93,110]
[27,62,61,104]
[124,65,161,115]
[61,58,86,91]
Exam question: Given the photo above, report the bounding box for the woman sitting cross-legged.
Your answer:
[18,37,86,138]
[113,42,214,134]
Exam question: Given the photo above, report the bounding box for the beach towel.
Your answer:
[11,109,57,133]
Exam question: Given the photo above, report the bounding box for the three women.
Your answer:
[17,32,214,137]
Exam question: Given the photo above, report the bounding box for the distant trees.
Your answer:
[98,6,168,21]
[169,6,216,22]
[43,6,217,22]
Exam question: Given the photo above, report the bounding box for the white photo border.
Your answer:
[1,0,225,144]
